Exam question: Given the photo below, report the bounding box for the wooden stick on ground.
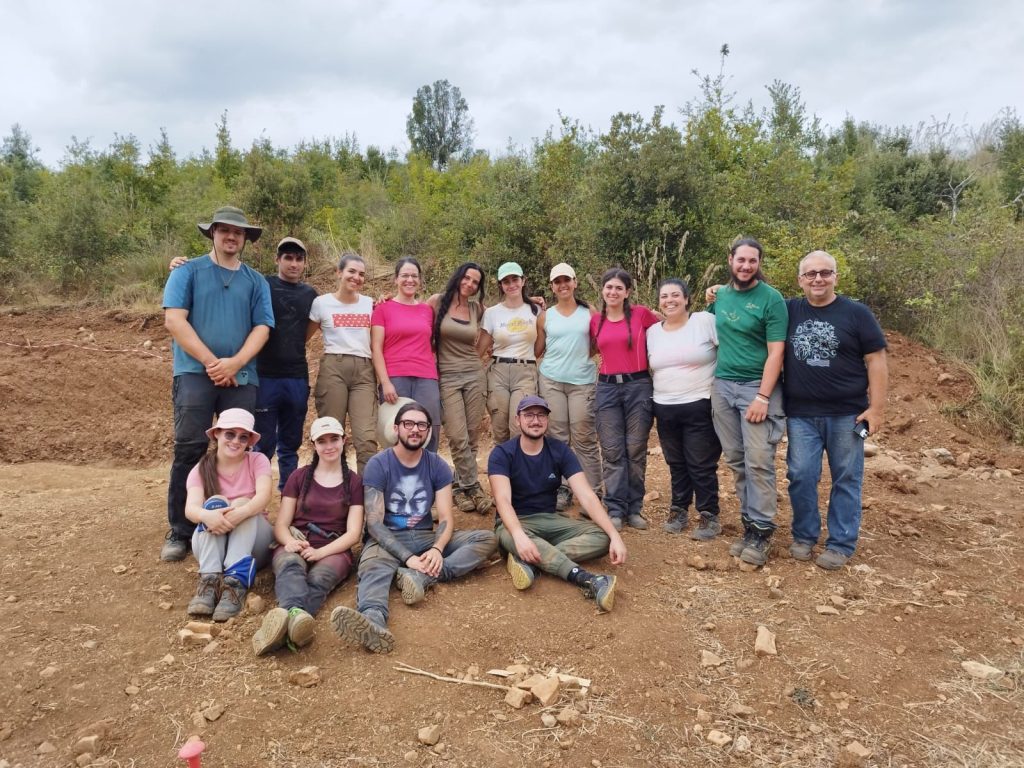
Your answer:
[394,662,512,692]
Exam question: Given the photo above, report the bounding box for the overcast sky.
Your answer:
[1,0,1020,167]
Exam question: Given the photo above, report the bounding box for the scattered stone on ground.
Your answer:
[961,660,1003,680]
[755,625,778,656]
[289,666,322,688]
[541,713,557,728]
[701,650,725,667]
[706,730,732,747]
[417,724,441,746]
[505,687,533,709]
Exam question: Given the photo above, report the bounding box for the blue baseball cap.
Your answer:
[516,395,551,414]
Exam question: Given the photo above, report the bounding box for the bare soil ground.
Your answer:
[1,307,1022,768]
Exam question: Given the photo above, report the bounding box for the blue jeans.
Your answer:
[254,376,310,490]
[654,398,721,516]
[388,377,442,453]
[168,373,258,539]
[787,415,865,556]
[355,529,497,625]
[596,377,654,519]
[710,379,785,530]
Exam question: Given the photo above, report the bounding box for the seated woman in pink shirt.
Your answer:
[370,257,440,451]
[185,409,274,622]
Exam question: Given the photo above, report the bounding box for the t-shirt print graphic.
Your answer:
[332,313,371,328]
[792,319,838,367]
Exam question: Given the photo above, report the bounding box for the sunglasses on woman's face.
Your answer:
[220,430,251,444]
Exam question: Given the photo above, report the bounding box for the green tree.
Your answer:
[214,111,242,186]
[406,79,475,169]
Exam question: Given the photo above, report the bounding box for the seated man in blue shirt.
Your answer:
[331,401,497,653]
[488,396,627,612]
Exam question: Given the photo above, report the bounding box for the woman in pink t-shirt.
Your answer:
[371,257,440,451]
[184,409,274,622]
[590,268,660,531]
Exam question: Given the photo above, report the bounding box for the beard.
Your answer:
[398,432,427,451]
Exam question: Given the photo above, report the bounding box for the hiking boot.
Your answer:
[555,485,573,513]
[729,524,756,557]
[506,553,536,590]
[690,514,721,541]
[395,567,429,605]
[287,607,316,647]
[815,548,849,571]
[789,541,814,561]
[581,574,617,613]
[252,607,289,656]
[626,513,649,530]
[187,575,221,616]
[740,529,773,567]
[161,531,190,562]
[470,486,494,515]
[662,506,688,534]
[330,606,395,654]
[610,516,623,532]
[453,488,477,514]
[212,576,246,622]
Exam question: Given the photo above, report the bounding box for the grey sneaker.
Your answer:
[160,531,190,562]
[506,553,536,590]
[287,607,316,647]
[555,485,573,513]
[662,506,688,534]
[330,606,395,654]
[252,607,289,656]
[453,489,477,514]
[626,513,649,530]
[187,575,221,616]
[740,530,773,567]
[395,567,429,605]
[610,516,623,532]
[815,549,850,571]
[212,576,246,622]
[690,515,721,541]
[581,574,617,612]
[789,541,814,561]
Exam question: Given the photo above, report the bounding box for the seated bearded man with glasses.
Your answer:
[488,396,627,612]
[331,401,497,653]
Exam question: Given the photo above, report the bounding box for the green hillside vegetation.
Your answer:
[1,68,1022,441]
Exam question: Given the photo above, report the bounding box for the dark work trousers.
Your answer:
[653,398,722,517]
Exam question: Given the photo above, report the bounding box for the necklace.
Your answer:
[211,248,240,290]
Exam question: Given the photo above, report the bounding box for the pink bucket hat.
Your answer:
[205,408,261,446]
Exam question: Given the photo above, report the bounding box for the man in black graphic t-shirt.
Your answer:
[784,251,888,571]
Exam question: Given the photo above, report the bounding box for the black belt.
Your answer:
[493,356,536,365]
[598,370,651,383]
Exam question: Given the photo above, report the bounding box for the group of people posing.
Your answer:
[160,206,888,655]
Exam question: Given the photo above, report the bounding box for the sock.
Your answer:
[567,567,595,586]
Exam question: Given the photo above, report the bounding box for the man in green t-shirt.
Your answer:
[708,238,788,566]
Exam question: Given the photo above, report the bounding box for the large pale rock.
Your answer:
[531,676,561,707]
[417,724,441,746]
[961,661,1003,680]
[706,730,732,747]
[700,650,726,667]
[505,687,533,709]
[755,625,777,656]
[289,666,322,687]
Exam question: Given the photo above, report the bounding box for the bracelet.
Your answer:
[429,546,442,556]
[754,394,770,404]
[756,392,770,399]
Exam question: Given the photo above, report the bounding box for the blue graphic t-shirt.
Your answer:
[361,448,453,531]
[487,437,582,517]
[783,295,886,417]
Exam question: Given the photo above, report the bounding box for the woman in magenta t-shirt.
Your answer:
[590,268,660,531]
[370,257,441,452]
[252,416,364,655]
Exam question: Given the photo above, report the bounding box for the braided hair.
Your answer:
[595,268,635,349]
[197,444,221,498]
[432,262,486,350]
[295,446,352,518]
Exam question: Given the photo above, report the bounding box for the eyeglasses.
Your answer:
[220,430,251,444]
[800,269,836,280]
[520,411,549,421]
[399,420,430,432]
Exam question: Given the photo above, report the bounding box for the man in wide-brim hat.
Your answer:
[159,206,274,562]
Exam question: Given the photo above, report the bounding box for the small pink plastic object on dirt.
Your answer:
[178,740,205,768]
